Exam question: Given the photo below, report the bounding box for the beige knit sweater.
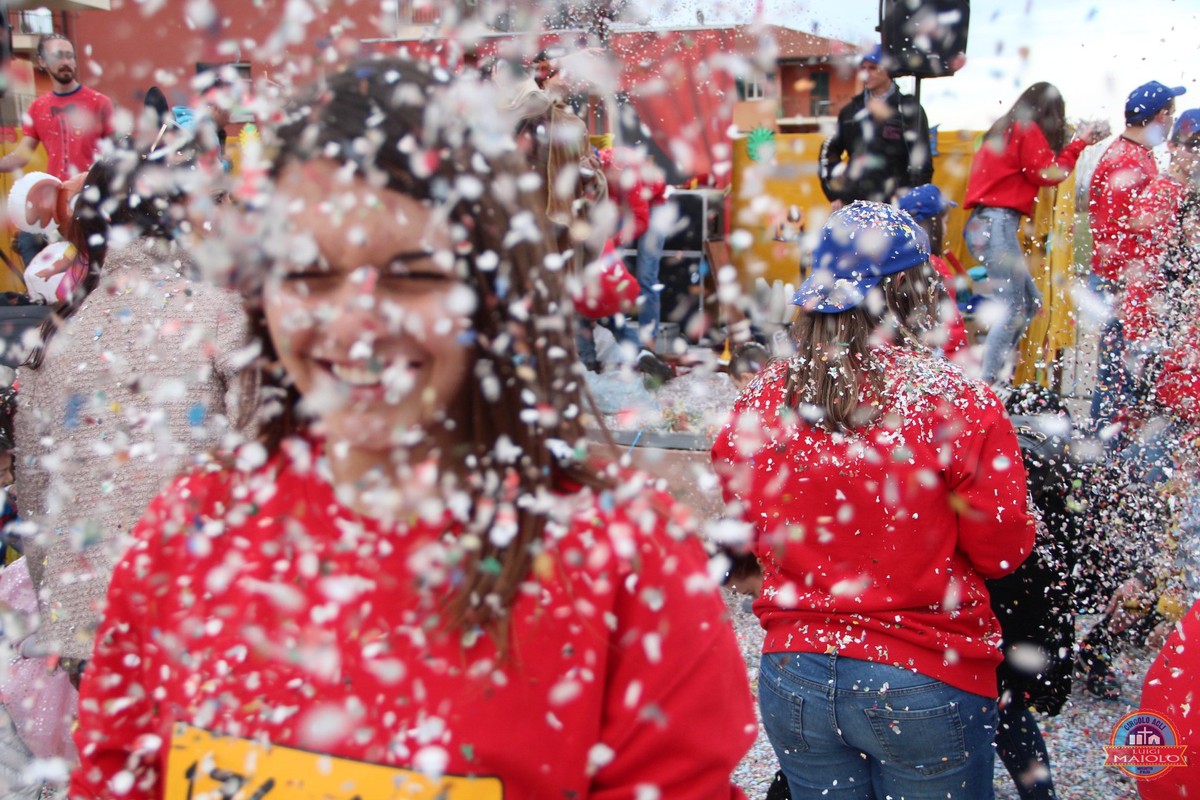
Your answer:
[14,240,248,660]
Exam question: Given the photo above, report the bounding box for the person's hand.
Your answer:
[1076,120,1111,146]
[1105,577,1151,634]
[36,251,74,279]
[1147,618,1176,652]
[830,199,844,211]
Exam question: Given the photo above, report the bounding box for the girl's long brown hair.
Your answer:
[243,58,609,643]
[983,81,1068,154]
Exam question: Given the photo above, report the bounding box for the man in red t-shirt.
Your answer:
[0,34,114,265]
[1088,80,1185,429]
[0,33,113,180]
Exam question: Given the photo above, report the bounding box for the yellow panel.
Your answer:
[728,128,984,294]
[165,723,504,800]
[728,127,1081,386]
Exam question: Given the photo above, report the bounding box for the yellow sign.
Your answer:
[165,723,504,799]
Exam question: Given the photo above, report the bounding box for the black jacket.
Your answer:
[819,87,933,204]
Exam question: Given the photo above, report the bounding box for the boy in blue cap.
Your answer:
[898,184,969,357]
[1088,79,1186,431]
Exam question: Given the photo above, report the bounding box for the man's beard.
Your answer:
[52,67,74,86]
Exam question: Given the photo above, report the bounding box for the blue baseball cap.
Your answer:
[1172,109,1200,144]
[1126,81,1186,124]
[861,45,883,65]
[791,201,930,314]
[897,184,956,222]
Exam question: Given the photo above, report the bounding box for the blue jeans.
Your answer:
[615,212,666,350]
[965,207,1042,384]
[13,231,46,268]
[759,651,997,799]
[1085,273,1135,430]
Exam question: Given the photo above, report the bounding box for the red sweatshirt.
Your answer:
[931,254,968,355]
[711,348,1036,697]
[964,122,1088,217]
[1138,600,1200,799]
[1123,174,1185,342]
[69,440,756,799]
[1089,136,1158,282]
[1156,317,1200,422]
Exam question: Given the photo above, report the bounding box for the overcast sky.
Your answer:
[638,0,1200,131]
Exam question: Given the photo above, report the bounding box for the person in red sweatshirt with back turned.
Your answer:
[713,201,1037,800]
[963,82,1107,387]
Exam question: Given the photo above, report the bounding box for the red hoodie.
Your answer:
[1156,315,1200,422]
[1138,600,1200,799]
[1122,173,1186,342]
[712,348,1035,697]
[1089,136,1158,282]
[964,121,1088,218]
[931,254,968,355]
[69,441,756,799]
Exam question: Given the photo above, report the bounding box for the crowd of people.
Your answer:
[0,26,1192,800]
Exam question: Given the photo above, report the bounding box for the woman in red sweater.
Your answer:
[713,201,1036,799]
[963,82,1106,385]
[1139,599,1200,799]
[67,58,756,799]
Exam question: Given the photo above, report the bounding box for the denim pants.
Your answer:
[13,232,46,268]
[964,207,1042,384]
[615,211,667,350]
[759,651,998,799]
[1082,270,1159,437]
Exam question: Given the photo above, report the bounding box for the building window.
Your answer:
[17,9,53,35]
[809,71,832,117]
[737,77,766,101]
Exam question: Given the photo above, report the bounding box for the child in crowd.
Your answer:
[898,183,970,360]
[714,201,1035,799]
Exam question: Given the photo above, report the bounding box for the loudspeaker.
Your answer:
[880,0,970,79]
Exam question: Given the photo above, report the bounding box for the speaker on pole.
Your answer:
[879,0,969,79]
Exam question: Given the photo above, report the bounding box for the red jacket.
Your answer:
[964,122,1087,217]
[70,441,756,799]
[1156,317,1200,421]
[712,348,1036,697]
[931,254,968,355]
[1089,136,1158,282]
[1138,600,1200,799]
[1122,174,1185,342]
[599,147,650,244]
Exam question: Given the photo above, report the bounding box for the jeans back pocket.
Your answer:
[863,701,967,776]
[759,655,811,754]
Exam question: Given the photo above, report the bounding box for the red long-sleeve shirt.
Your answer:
[1122,174,1185,342]
[69,441,756,799]
[1155,315,1200,422]
[1138,600,1200,799]
[964,122,1087,217]
[712,348,1036,697]
[1089,136,1159,282]
[931,254,968,355]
